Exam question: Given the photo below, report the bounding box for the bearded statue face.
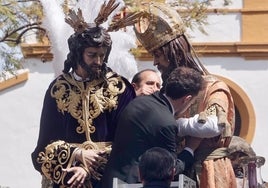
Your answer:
[77,46,108,80]
[151,49,177,89]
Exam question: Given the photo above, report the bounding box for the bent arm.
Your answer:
[176,114,222,138]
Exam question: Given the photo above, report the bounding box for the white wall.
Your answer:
[0,59,54,188]
[187,13,241,42]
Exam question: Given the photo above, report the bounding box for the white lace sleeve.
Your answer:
[176,114,222,138]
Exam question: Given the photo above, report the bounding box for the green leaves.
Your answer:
[0,0,43,75]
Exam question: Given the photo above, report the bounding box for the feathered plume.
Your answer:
[107,11,145,32]
[65,8,88,34]
[94,0,120,26]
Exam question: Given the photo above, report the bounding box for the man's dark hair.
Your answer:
[63,25,112,73]
[131,69,158,85]
[139,147,175,183]
[165,66,204,100]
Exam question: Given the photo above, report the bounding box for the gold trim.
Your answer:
[194,42,268,59]
[134,42,268,60]
[241,8,268,13]
[203,8,268,14]
[0,71,29,91]
[51,72,126,141]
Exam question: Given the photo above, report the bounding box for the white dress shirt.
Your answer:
[176,114,222,138]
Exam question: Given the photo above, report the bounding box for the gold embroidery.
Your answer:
[37,141,71,184]
[50,72,126,141]
[38,140,112,187]
[38,73,127,185]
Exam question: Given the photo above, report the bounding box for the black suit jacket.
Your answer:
[100,92,194,188]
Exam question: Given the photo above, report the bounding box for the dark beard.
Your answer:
[79,60,107,81]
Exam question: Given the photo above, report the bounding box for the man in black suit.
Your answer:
[100,67,204,188]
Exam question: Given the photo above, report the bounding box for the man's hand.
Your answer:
[75,149,104,169]
[135,87,155,96]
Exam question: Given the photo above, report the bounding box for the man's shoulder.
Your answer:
[106,71,129,82]
[47,73,68,87]
[106,71,134,88]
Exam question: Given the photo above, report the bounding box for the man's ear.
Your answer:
[132,83,138,90]
[182,95,193,104]
[171,167,176,181]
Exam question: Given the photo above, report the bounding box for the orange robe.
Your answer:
[183,74,237,188]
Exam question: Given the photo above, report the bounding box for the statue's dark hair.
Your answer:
[161,35,203,74]
[159,34,207,90]
[63,25,112,73]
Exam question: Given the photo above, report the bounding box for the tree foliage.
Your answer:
[125,0,231,35]
[0,0,43,78]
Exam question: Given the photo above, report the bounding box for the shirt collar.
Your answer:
[72,71,91,81]
[73,71,82,81]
